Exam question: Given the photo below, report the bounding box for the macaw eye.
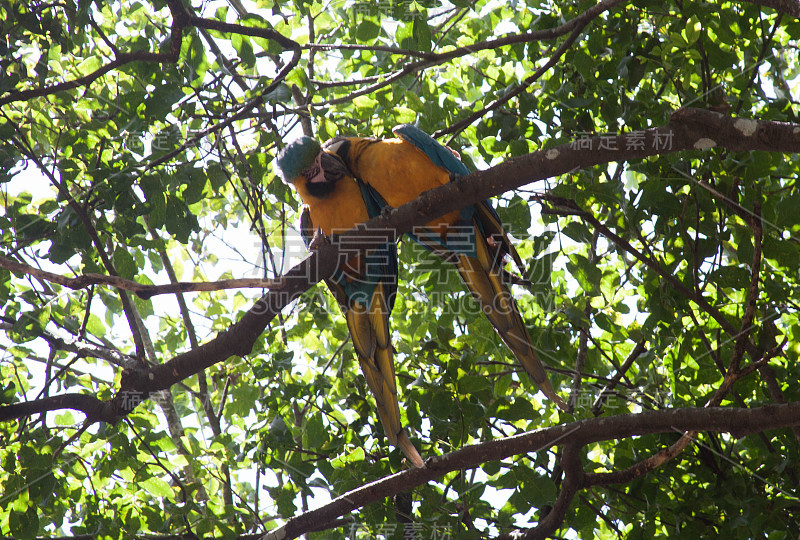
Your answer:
[302,162,321,181]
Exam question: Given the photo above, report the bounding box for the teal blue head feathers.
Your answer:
[276,136,322,183]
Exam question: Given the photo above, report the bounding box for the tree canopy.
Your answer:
[1,0,800,538]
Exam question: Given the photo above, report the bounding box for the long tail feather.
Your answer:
[454,226,568,412]
[346,283,424,467]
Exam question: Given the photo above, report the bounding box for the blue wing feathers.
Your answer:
[355,179,398,310]
[358,179,389,219]
[393,124,524,273]
[393,124,471,176]
[393,123,505,224]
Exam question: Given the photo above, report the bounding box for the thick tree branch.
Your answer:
[527,444,585,540]
[261,403,800,540]
[583,430,697,488]
[0,393,116,423]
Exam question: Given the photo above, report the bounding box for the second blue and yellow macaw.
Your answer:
[276,137,424,467]
[325,125,567,411]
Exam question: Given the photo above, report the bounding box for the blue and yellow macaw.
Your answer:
[324,125,567,411]
[276,137,424,467]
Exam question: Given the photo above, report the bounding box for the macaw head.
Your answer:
[276,136,348,199]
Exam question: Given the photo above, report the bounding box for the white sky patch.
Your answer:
[495,20,521,36]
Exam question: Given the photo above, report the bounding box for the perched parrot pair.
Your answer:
[276,124,566,468]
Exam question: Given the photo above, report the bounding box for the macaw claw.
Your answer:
[308,227,330,250]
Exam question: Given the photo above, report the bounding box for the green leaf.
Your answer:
[264,82,292,104]
[302,413,326,450]
[145,84,184,117]
[356,20,380,41]
[206,162,228,192]
[458,375,489,394]
[496,195,531,238]
[232,33,256,68]
[566,254,602,295]
[142,477,173,499]
[683,15,702,45]
[9,507,39,539]
[113,248,137,279]
[411,18,431,53]
[523,474,558,507]
[182,168,208,205]
[331,447,365,468]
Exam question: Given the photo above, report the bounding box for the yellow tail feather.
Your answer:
[455,231,568,412]
[346,284,424,467]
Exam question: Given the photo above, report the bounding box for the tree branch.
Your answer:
[590,339,648,416]
[261,403,800,540]
[0,254,284,298]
